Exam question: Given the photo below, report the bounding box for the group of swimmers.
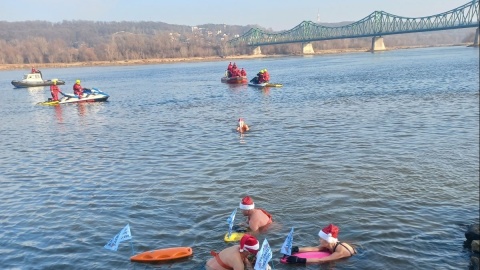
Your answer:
[205,196,356,270]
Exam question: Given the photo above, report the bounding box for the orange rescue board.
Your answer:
[130,247,193,263]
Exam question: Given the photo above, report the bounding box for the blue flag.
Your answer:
[227,208,237,237]
[280,227,294,255]
[255,238,272,270]
[104,224,132,251]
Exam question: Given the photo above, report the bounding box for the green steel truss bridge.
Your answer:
[229,0,479,51]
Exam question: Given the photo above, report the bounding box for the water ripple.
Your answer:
[0,47,478,269]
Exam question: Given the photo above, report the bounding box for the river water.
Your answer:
[0,46,478,270]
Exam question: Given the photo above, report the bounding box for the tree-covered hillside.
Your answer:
[0,20,475,64]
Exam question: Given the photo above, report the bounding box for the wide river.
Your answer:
[0,46,478,270]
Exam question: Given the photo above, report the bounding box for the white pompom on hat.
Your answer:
[318,224,339,243]
[239,196,254,210]
[239,234,259,254]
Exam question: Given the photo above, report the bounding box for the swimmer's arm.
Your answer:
[307,250,347,263]
[247,222,260,232]
[298,246,321,252]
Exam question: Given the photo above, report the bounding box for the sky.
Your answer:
[0,0,473,31]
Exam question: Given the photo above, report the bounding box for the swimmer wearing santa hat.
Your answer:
[239,196,273,232]
[285,223,356,264]
[206,234,271,270]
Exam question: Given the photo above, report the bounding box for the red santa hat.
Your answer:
[318,224,339,243]
[239,234,259,254]
[239,196,254,210]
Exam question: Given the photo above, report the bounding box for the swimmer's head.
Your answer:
[318,224,339,243]
[239,234,259,255]
[238,118,245,127]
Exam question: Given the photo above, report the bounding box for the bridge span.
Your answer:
[229,0,479,54]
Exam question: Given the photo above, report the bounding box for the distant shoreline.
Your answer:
[0,44,470,71]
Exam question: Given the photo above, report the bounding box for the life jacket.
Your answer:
[73,83,82,92]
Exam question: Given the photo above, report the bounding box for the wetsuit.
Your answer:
[73,83,83,98]
[50,84,60,101]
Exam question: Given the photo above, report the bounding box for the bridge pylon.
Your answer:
[303,43,315,54]
[474,27,479,47]
[370,36,386,52]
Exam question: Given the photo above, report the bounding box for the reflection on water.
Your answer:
[26,86,47,92]
[239,132,247,144]
[77,102,87,116]
[54,105,63,123]
[261,87,271,95]
[24,86,47,103]
[227,84,248,91]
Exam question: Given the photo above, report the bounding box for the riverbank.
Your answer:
[0,49,360,71]
[0,44,471,71]
[0,54,262,71]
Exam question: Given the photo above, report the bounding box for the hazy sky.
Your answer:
[1,0,473,31]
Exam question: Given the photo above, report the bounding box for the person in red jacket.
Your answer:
[73,79,83,99]
[258,71,265,83]
[240,68,247,77]
[263,69,270,82]
[50,80,61,101]
[226,62,233,77]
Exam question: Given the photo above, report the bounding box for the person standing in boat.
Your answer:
[227,62,233,77]
[50,80,61,101]
[240,68,247,77]
[234,68,241,77]
[31,66,42,78]
[230,62,238,77]
[73,79,83,99]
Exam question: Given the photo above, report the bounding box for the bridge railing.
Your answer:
[229,0,479,46]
